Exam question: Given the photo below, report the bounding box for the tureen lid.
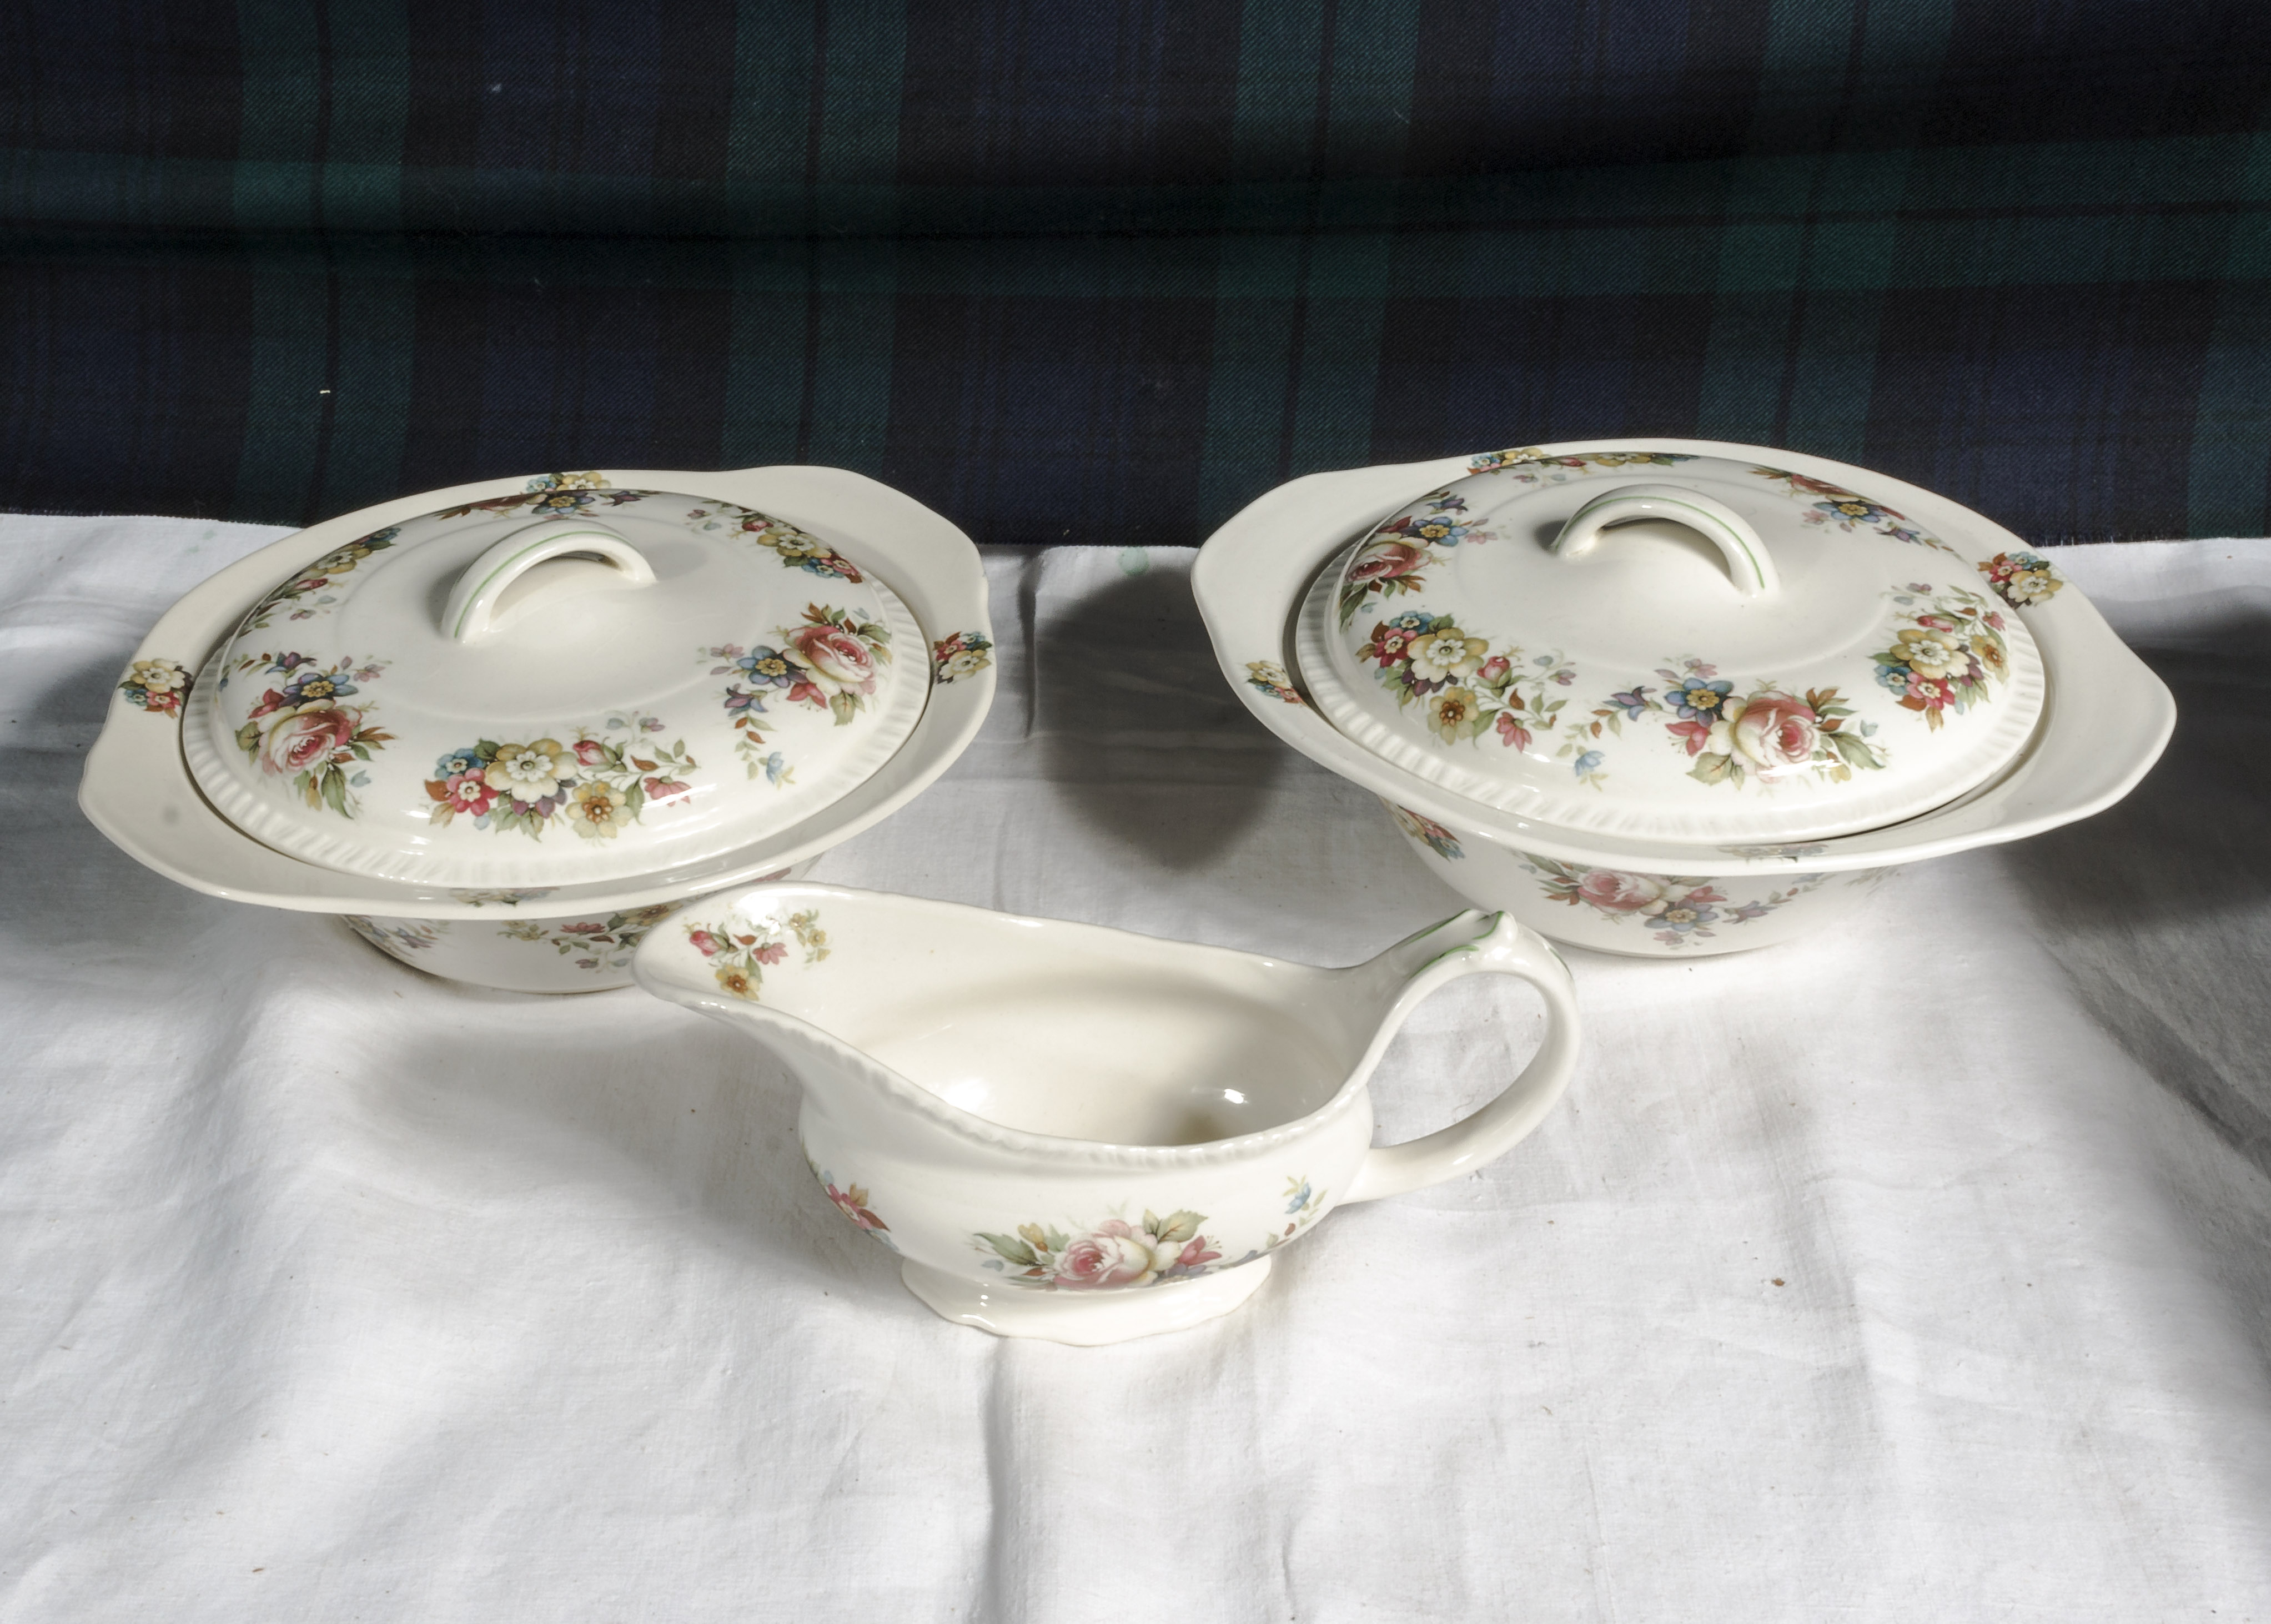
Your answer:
[1297,450,2046,843]
[183,475,927,886]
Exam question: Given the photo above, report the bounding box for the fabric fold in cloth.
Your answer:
[1,516,2267,1621]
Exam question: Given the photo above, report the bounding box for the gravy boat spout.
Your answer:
[635,884,1582,1344]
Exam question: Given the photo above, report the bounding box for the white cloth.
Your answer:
[2,515,2268,1622]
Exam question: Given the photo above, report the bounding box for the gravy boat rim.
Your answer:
[634,882,1506,1169]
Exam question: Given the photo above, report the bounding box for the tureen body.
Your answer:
[636,886,1581,1343]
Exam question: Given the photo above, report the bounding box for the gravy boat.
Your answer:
[635,884,1581,1344]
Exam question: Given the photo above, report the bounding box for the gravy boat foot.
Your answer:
[900,1254,1273,1344]
[635,884,1582,1344]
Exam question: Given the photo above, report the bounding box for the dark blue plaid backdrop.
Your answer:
[6,0,2271,544]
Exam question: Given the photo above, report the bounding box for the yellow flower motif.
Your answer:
[127,658,185,695]
[484,738,577,803]
[1425,688,1484,742]
[569,780,638,839]
[1406,625,1488,684]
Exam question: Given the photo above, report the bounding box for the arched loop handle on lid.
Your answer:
[444,520,657,641]
[1548,482,1780,599]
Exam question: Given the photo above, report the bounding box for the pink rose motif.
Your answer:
[1576,868,1667,913]
[1052,1220,1168,1290]
[786,624,878,692]
[260,705,358,777]
[572,738,610,767]
[1730,691,1818,771]
[1478,655,1511,683]
[1347,541,1424,585]
[688,929,722,957]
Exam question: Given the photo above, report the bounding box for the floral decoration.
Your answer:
[118,657,192,718]
[343,915,449,957]
[448,887,557,906]
[422,712,696,840]
[1465,446,1546,473]
[683,500,867,582]
[1389,802,1464,860]
[808,1160,898,1251]
[702,603,893,780]
[977,1209,1226,1291]
[1245,659,1302,705]
[499,903,681,972]
[1869,584,2011,732]
[1465,448,1697,480]
[1458,447,1961,556]
[684,908,825,1000]
[1742,466,1954,553]
[1355,611,1601,784]
[435,471,647,521]
[1520,855,1831,949]
[976,1177,1325,1290]
[1587,657,1885,790]
[228,652,394,817]
[238,526,401,630]
[931,630,994,683]
[1977,549,2064,609]
[786,908,830,963]
[1338,492,1498,627]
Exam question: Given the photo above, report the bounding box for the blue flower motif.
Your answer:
[1670,676,1734,720]
[1608,685,1655,718]
[733,646,800,691]
[1572,750,1604,777]
[1285,1179,1313,1214]
[722,686,767,718]
[1653,901,1719,932]
[1813,496,1886,525]
[433,747,483,778]
[758,751,791,785]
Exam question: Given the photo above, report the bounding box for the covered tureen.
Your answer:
[1195,440,2173,957]
[82,467,995,990]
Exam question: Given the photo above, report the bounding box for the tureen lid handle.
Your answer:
[1548,481,1780,598]
[443,519,658,641]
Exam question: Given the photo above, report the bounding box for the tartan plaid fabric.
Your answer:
[4,0,2269,544]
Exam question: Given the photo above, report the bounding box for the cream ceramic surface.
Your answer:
[79,468,995,990]
[1381,802,1889,957]
[1194,440,2175,958]
[635,885,1581,1344]
[185,479,923,887]
[1305,452,2046,843]
[340,859,817,994]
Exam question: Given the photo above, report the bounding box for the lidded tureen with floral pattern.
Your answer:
[84,466,995,993]
[1197,439,2174,959]
[183,481,928,888]
[1299,451,2048,844]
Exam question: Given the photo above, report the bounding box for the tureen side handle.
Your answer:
[1343,912,1582,1204]
[1549,482,1780,597]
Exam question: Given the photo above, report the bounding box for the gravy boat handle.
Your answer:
[1344,911,1581,1204]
